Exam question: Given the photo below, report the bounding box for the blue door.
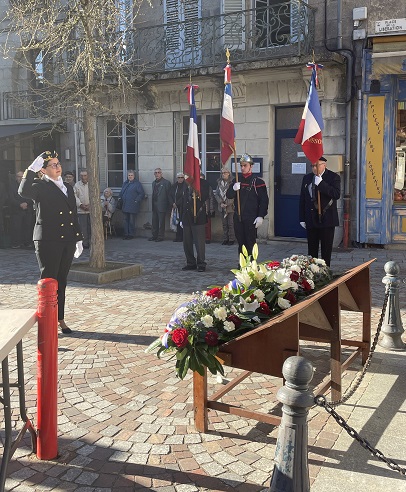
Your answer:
[274,128,308,238]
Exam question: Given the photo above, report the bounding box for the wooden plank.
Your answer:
[338,283,360,311]
[341,349,362,372]
[193,370,208,432]
[219,314,299,376]
[299,302,332,331]
[0,310,37,362]
[207,401,281,427]
[211,371,252,402]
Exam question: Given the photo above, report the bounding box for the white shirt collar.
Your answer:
[43,175,68,196]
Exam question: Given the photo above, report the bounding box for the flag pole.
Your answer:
[190,72,197,223]
[225,49,241,221]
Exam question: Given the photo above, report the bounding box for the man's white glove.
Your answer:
[74,240,83,258]
[179,221,183,228]
[300,222,306,229]
[253,217,263,228]
[233,182,241,191]
[314,175,322,185]
[28,155,45,172]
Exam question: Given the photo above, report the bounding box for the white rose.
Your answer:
[278,297,291,310]
[214,306,227,321]
[223,320,235,332]
[253,289,265,301]
[310,264,320,273]
[201,315,213,328]
[290,265,301,272]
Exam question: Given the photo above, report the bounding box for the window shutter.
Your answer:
[223,0,244,50]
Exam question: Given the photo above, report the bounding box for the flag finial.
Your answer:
[226,48,230,64]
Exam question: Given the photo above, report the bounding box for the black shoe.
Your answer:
[222,240,228,245]
[127,236,134,240]
[148,237,157,241]
[123,236,129,240]
[155,238,164,242]
[205,240,211,244]
[62,327,73,334]
[197,266,206,272]
[227,241,235,246]
[182,265,197,271]
[11,245,21,249]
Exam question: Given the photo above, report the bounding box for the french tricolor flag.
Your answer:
[184,84,201,195]
[220,63,235,165]
[294,67,324,163]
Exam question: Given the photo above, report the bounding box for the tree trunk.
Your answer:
[83,109,105,269]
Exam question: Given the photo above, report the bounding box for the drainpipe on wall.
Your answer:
[324,0,354,248]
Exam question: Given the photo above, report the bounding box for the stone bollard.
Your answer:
[269,356,314,492]
[379,261,406,351]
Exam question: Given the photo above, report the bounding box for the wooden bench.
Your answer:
[193,260,375,432]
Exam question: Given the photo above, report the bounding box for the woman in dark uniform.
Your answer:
[19,151,83,334]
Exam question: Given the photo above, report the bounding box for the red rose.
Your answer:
[267,261,280,269]
[226,314,242,328]
[284,290,297,305]
[301,279,312,292]
[290,271,299,282]
[258,302,271,315]
[171,328,189,348]
[205,330,219,346]
[206,287,222,299]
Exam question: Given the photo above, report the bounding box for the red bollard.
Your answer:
[37,278,58,460]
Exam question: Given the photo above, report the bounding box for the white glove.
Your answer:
[28,155,45,172]
[233,182,241,191]
[300,222,306,229]
[179,221,183,228]
[74,241,83,258]
[253,217,263,228]
[314,175,322,185]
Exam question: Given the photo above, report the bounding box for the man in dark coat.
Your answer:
[299,156,340,266]
[149,167,171,242]
[180,178,210,272]
[226,154,269,259]
[19,151,83,334]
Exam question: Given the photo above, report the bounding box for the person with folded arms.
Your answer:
[226,154,269,262]
[19,151,83,334]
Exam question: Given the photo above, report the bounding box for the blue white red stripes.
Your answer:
[294,67,324,163]
[220,63,235,165]
[184,84,201,195]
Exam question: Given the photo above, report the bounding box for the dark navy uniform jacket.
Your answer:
[299,169,340,229]
[19,170,82,242]
[181,179,210,226]
[226,174,269,220]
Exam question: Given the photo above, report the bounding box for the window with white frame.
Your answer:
[182,113,221,190]
[106,118,137,189]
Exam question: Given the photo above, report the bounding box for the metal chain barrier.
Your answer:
[324,288,390,408]
[314,395,406,476]
[314,289,406,476]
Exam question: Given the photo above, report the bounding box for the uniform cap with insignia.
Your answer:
[40,150,59,167]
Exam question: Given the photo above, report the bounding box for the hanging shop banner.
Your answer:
[366,96,385,199]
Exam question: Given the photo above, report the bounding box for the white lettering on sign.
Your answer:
[375,18,406,34]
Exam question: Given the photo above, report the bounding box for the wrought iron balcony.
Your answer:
[129,1,315,73]
[1,91,47,121]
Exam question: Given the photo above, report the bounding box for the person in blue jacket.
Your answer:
[119,170,145,240]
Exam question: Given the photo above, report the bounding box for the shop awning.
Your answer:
[0,123,52,139]
[372,37,406,75]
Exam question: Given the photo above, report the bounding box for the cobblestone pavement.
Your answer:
[1,236,406,491]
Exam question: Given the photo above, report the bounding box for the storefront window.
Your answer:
[394,102,406,203]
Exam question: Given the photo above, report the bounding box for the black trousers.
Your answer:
[233,216,257,258]
[35,240,76,320]
[306,227,335,266]
[152,208,166,240]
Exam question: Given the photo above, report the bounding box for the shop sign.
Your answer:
[375,18,406,34]
[366,96,384,200]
